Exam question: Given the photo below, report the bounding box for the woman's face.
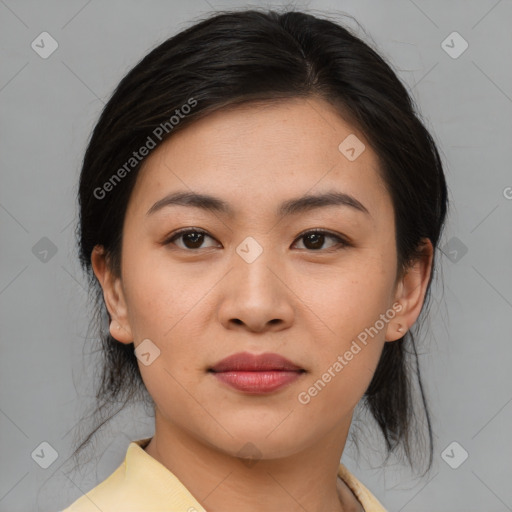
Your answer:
[95,97,428,460]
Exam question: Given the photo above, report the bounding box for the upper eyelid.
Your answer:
[294,228,346,240]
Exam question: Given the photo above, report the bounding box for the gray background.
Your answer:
[1,0,511,511]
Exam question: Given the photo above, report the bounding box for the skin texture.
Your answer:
[92,97,433,512]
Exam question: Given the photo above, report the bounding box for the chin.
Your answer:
[216,422,308,460]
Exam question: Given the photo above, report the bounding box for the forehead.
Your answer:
[129,97,392,224]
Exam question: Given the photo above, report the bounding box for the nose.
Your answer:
[217,244,295,333]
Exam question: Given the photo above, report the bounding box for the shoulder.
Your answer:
[60,457,129,512]
[338,463,387,512]
[60,438,151,512]
[60,437,206,512]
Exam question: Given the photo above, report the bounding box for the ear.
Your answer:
[385,238,434,342]
[91,245,133,344]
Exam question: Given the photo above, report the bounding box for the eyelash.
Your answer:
[163,228,351,252]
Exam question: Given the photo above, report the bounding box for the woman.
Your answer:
[62,8,448,511]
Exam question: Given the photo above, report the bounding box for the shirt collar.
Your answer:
[125,437,386,511]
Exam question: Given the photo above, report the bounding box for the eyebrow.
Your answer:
[146,190,370,218]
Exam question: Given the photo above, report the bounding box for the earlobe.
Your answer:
[91,245,133,344]
[385,317,408,342]
[385,238,434,342]
[109,319,133,344]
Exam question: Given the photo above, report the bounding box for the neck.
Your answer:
[143,409,363,512]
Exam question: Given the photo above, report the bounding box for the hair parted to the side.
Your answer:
[72,8,448,475]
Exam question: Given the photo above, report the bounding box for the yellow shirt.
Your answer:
[62,438,387,511]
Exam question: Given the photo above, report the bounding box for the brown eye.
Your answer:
[166,229,220,250]
[293,230,348,251]
[164,228,348,252]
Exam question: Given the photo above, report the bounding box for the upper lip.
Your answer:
[209,352,304,372]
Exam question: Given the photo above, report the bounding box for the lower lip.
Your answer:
[211,370,303,394]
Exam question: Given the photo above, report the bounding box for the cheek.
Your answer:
[296,310,387,421]
[292,261,393,411]
[295,257,394,344]
[122,236,394,425]
[121,246,210,340]
[121,250,217,396]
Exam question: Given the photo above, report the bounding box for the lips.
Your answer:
[209,352,305,394]
[209,352,303,372]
